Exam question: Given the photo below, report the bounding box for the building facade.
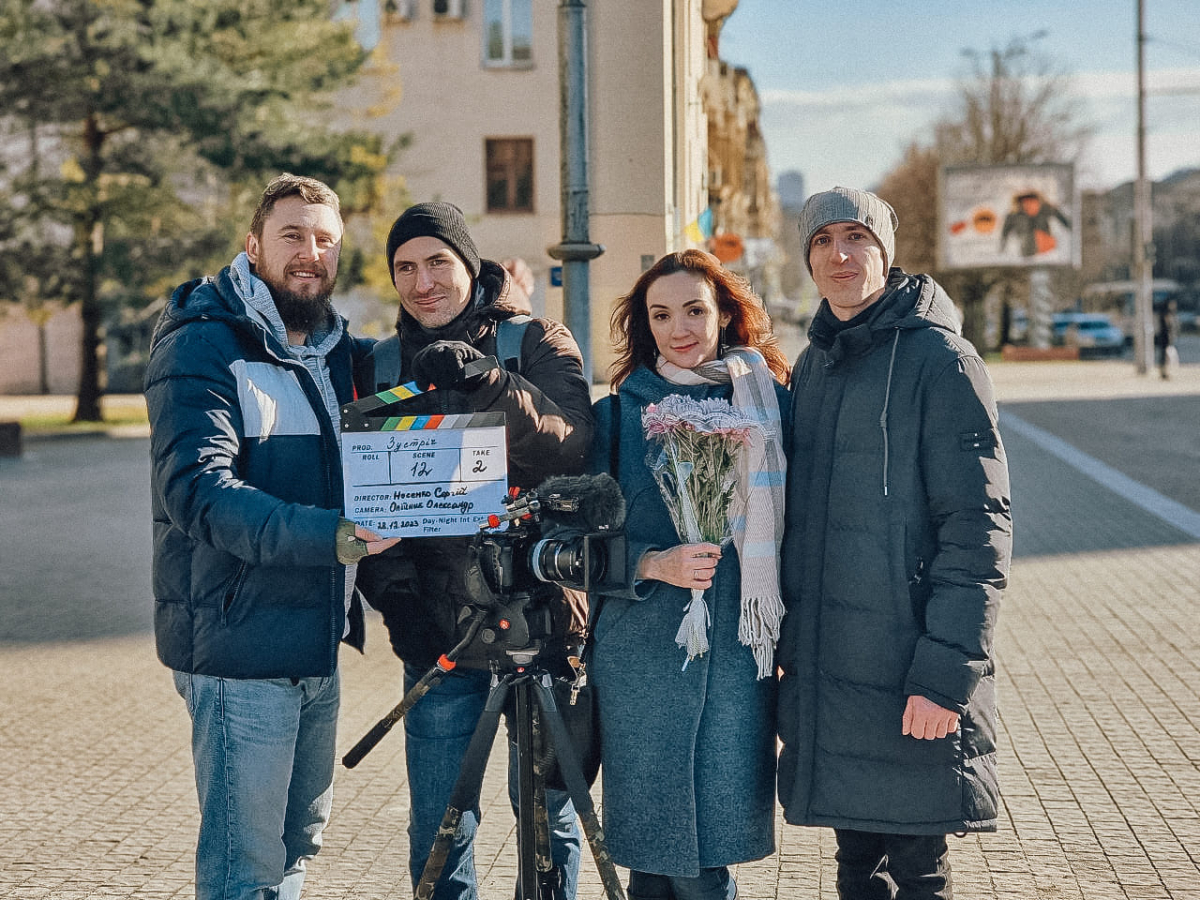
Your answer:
[339,0,776,378]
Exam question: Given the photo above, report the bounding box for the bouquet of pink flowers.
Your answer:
[642,395,761,667]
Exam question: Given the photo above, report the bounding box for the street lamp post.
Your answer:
[548,0,604,383]
[1132,0,1155,375]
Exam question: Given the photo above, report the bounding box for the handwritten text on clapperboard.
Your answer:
[343,420,508,538]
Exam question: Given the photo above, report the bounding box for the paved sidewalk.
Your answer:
[1,357,1199,898]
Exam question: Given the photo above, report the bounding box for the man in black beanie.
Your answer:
[777,187,1012,899]
[356,201,595,900]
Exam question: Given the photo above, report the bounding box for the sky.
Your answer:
[718,0,1200,196]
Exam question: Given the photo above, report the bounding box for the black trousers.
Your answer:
[833,830,952,900]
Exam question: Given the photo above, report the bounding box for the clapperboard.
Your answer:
[340,377,508,538]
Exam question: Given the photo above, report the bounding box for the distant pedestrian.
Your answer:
[144,173,397,900]
[778,187,1013,899]
[1156,299,1180,380]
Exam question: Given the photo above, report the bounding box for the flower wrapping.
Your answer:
[642,395,761,668]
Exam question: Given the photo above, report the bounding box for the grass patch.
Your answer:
[17,397,149,435]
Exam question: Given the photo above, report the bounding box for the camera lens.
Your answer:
[529,537,584,586]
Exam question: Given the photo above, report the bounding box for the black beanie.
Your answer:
[385,202,481,284]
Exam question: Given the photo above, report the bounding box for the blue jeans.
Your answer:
[403,664,582,900]
[173,670,340,900]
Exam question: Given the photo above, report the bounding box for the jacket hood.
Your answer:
[477,258,533,317]
[151,259,346,361]
[809,269,961,359]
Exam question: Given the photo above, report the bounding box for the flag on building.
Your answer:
[684,208,714,244]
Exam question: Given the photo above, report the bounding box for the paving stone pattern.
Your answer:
[1,358,1199,898]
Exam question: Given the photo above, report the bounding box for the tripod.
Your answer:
[343,608,626,900]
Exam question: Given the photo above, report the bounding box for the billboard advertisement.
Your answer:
[939,164,1076,270]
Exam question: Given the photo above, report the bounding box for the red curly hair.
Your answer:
[608,250,790,388]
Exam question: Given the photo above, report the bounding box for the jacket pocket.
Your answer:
[220,562,249,626]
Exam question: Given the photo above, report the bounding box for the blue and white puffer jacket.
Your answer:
[144,264,371,679]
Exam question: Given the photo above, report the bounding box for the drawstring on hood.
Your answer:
[879,330,901,497]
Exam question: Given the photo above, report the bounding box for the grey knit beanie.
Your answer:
[797,186,898,274]
[385,202,480,284]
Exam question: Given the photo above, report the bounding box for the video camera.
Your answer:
[461,473,627,666]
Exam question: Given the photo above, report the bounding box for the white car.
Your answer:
[1052,313,1127,356]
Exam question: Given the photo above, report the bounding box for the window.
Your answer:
[432,0,464,18]
[486,138,534,213]
[483,0,532,67]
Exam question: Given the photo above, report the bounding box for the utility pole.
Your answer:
[548,0,604,383]
[1132,0,1155,374]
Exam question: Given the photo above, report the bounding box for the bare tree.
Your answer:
[876,34,1090,350]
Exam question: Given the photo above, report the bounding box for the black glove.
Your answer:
[410,340,488,390]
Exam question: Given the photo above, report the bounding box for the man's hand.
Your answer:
[902,695,960,740]
[357,525,400,556]
[336,520,400,563]
[411,340,486,390]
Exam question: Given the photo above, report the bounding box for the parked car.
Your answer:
[1052,312,1126,357]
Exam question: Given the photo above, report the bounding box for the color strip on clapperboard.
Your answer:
[359,382,505,432]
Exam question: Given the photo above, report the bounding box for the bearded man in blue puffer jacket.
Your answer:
[145,174,397,900]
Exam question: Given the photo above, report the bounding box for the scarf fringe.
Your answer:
[738,593,785,679]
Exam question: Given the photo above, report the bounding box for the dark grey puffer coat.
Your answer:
[777,269,1012,835]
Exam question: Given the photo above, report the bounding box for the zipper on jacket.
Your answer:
[879,330,901,496]
[909,557,926,587]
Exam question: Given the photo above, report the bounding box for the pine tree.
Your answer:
[0,0,391,419]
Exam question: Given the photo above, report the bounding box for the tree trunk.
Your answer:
[38,319,50,395]
[72,113,104,423]
[73,225,103,422]
[958,275,991,352]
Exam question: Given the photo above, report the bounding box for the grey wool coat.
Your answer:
[777,270,1012,835]
[589,365,788,876]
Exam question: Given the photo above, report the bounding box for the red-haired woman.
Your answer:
[590,250,790,900]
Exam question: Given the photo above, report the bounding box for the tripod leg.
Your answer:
[343,607,486,769]
[513,679,554,900]
[342,655,456,769]
[415,674,511,900]
[533,677,627,900]
[529,704,554,876]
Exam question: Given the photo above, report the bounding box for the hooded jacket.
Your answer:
[355,260,595,670]
[777,269,1012,834]
[145,264,370,679]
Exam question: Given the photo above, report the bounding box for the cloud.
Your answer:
[761,66,1200,193]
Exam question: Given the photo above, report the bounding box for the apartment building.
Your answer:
[340,0,775,377]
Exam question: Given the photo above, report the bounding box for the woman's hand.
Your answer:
[637,543,722,590]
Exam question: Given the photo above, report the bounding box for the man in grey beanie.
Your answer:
[776,187,1012,899]
[356,201,595,900]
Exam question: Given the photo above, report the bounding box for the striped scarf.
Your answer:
[656,347,787,679]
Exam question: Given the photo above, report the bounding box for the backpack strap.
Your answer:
[368,315,530,392]
[495,314,533,374]
[366,334,401,393]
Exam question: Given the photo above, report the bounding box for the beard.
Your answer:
[257,269,338,336]
[272,285,336,336]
